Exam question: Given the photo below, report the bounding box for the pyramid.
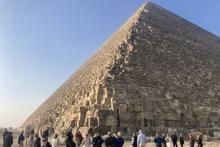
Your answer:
[23,2,220,135]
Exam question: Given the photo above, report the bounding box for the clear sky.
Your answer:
[0,0,220,128]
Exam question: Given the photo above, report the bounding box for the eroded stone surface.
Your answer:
[23,2,220,136]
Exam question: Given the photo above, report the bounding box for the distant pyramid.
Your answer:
[23,2,220,135]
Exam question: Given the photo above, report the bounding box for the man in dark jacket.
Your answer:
[131,133,137,147]
[171,132,178,147]
[104,132,116,147]
[42,138,52,147]
[92,133,103,147]
[18,131,25,147]
[180,134,184,147]
[115,132,124,147]
[3,132,13,147]
[34,134,41,147]
[3,129,8,145]
[154,134,163,147]
[65,131,76,147]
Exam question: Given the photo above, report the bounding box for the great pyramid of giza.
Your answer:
[23,2,220,135]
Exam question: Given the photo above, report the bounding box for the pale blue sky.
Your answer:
[0,0,220,127]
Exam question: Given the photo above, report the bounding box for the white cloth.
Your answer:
[81,137,91,147]
[51,138,60,147]
[137,133,147,146]
[166,137,173,147]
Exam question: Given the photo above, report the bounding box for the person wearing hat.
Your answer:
[42,138,52,147]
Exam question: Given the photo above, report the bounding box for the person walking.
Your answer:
[131,133,138,147]
[179,134,184,147]
[52,134,60,147]
[92,133,103,147]
[18,131,25,147]
[34,134,41,147]
[137,130,147,147]
[166,134,173,147]
[171,132,178,147]
[65,131,76,147]
[115,132,124,147]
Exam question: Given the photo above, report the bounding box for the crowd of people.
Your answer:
[2,128,204,147]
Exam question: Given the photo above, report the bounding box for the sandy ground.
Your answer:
[1,138,220,147]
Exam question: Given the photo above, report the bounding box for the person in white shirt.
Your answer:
[81,134,91,147]
[137,130,147,147]
[51,134,60,147]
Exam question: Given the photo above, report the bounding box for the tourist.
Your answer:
[65,131,76,147]
[42,127,50,140]
[28,132,34,147]
[165,134,172,147]
[92,133,103,147]
[196,135,203,147]
[18,131,25,147]
[189,134,195,147]
[81,134,92,147]
[34,134,41,147]
[42,138,52,147]
[137,130,147,147]
[179,134,184,147]
[51,133,60,147]
[115,132,124,147]
[3,131,13,147]
[131,132,137,147]
[75,128,83,147]
[3,129,8,146]
[171,132,178,147]
[154,133,163,147]
[104,132,116,147]
[161,133,167,147]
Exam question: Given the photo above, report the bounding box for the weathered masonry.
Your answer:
[23,2,220,136]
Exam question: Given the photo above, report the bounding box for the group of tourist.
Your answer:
[2,127,204,147]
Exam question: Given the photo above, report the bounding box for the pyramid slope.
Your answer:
[23,2,220,135]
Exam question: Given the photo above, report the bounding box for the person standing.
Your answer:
[81,134,92,147]
[104,132,116,147]
[196,135,203,147]
[171,132,178,147]
[161,133,167,147]
[115,132,124,147]
[131,133,138,147]
[18,131,25,147]
[75,128,83,147]
[179,134,184,147]
[3,129,8,146]
[154,133,163,147]
[65,131,76,147]
[27,131,34,147]
[51,134,60,147]
[3,131,13,147]
[42,138,52,147]
[34,134,41,147]
[189,134,195,147]
[92,133,103,147]
[137,130,147,147]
